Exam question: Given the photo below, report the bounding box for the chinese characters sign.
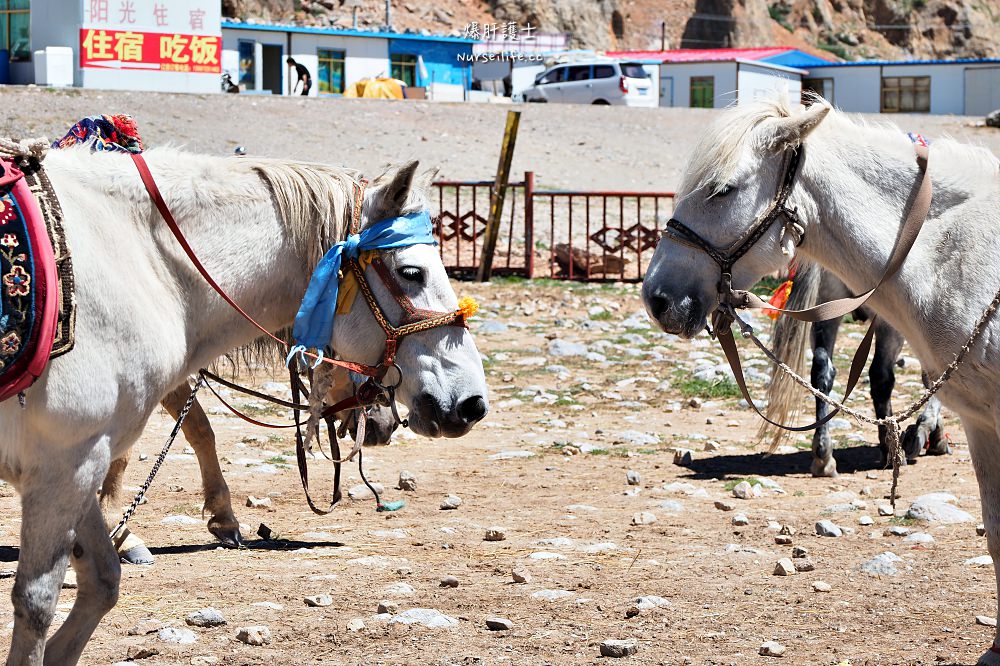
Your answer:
[81,0,221,73]
[80,29,221,72]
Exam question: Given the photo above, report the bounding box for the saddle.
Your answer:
[0,156,75,403]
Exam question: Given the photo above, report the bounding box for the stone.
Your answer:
[759,640,786,657]
[731,514,750,526]
[906,493,975,524]
[548,339,588,357]
[978,524,987,537]
[383,582,416,596]
[512,567,531,584]
[878,504,894,517]
[398,470,417,492]
[128,618,166,636]
[904,532,935,544]
[489,450,535,460]
[773,558,796,576]
[531,589,574,602]
[631,512,657,526]
[792,547,808,558]
[634,595,670,610]
[774,535,792,545]
[626,470,641,486]
[977,615,998,627]
[440,494,462,510]
[245,496,271,509]
[304,594,333,607]
[732,481,760,500]
[812,581,832,592]
[885,526,911,537]
[859,515,874,526]
[236,626,271,646]
[485,616,513,631]
[815,520,843,537]
[346,618,365,632]
[440,575,459,588]
[778,525,795,536]
[965,555,993,567]
[793,560,816,573]
[389,608,459,628]
[600,639,639,658]
[672,449,693,466]
[158,627,197,644]
[377,600,399,614]
[348,483,383,500]
[860,551,903,576]
[714,500,736,512]
[185,607,226,628]
[484,527,506,542]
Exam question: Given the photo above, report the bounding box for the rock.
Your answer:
[484,527,506,542]
[812,580,832,592]
[245,495,271,509]
[815,520,843,537]
[631,512,657,526]
[128,618,166,635]
[440,494,462,510]
[304,594,333,607]
[906,493,974,524]
[657,500,684,513]
[977,615,998,627]
[794,560,816,572]
[548,339,588,357]
[626,470,641,486]
[859,515,874,526]
[861,551,903,576]
[512,567,531,584]
[714,500,735,512]
[346,618,365,632]
[398,470,417,492]
[440,575,459,588]
[389,608,459,628]
[885,525,911,537]
[792,546,808,558]
[732,481,760,500]
[485,616,513,631]
[600,639,639,658]
[704,440,721,451]
[773,558,796,576]
[348,483,383,500]
[731,514,750,526]
[531,589,574,602]
[672,449,693,466]
[158,627,197,644]
[774,535,792,545]
[236,626,271,646]
[778,525,795,536]
[377,600,398,614]
[966,555,993,567]
[185,607,226,628]
[383,582,416,596]
[687,397,703,409]
[488,450,535,460]
[904,532,934,544]
[759,640,786,657]
[553,243,627,275]
[634,595,670,610]
[878,504,894,516]
[978,524,987,536]
[618,431,659,446]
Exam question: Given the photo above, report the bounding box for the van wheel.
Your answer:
[528,97,548,103]
[592,99,610,105]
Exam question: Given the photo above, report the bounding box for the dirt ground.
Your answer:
[0,89,997,665]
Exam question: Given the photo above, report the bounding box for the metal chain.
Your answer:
[109,375,206,540]
[734,277,1000,504]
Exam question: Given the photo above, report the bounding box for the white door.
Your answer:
[659,76,674,107]
[965,67,1000,116]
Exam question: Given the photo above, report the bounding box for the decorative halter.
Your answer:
[661,146,805,312]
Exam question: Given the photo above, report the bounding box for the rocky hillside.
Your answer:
[225,0,1000,60]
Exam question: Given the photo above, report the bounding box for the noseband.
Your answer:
[662,147,805,311]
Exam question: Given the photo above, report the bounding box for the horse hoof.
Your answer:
[209,524,243,549]
[810,458,838,477]
[119,544,155,565]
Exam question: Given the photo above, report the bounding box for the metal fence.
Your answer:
[431,172,674,282]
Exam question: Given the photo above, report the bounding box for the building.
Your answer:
[220,22,476,99]
[609,47,830,110]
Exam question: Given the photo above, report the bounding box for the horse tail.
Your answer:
[756,262,821,452]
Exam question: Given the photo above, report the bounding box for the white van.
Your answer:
[522,61,655,107]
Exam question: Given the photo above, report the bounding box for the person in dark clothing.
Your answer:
[286,57,311,96]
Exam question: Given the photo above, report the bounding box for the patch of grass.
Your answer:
[587,448,610,456]
[554,397,578,407]
[724,477,761,492]
[637,447,658,455]
[793,490,806,497]
[818,42,850,60]
[768,4,793,32]
[889,516,917,526]
[589,310,613,321]
[676,377,741,400]
[264,456,286,464]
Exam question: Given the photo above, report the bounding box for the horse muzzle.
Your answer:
[642,283,707,339]
[408,392,488,438]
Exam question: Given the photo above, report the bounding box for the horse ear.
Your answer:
[413,167,439,194]
[765,103,830,152]
[371,160,420,219]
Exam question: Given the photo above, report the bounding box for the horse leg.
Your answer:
[98,450,154,566]
[41,497,120,665]
[7,442,111,666]
[918,371,949,455]
[161,382,241,547]
[870,322,905,465]
[810,318,840,477]
[966,420,1000,666]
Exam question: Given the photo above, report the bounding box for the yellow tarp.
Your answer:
[343,78,406,99]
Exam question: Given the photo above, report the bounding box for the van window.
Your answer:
[567,65,591,82]
[538,67,565,85]
[621,63,649,79]
[593,65,615,79]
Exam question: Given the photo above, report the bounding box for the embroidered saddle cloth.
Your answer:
[0,156,75,403]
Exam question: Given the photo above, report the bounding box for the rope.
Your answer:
[0,137,48,160]
[109,376,206,540]
[737,276,1000,505]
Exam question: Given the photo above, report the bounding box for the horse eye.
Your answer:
[397,266,424,284]
[708,184,736,200]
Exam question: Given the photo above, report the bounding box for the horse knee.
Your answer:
[811,348,836,394]
[11,578,60,636]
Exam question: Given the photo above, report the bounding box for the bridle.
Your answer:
[662,146,805,315]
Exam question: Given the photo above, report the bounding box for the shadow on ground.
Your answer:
[0,539,349,563]
[681,443,895,480]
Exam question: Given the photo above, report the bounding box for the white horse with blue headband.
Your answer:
[0,146,488,665]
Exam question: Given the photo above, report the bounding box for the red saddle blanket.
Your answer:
[0,157,72,403]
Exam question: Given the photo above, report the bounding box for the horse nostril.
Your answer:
[646,293,668,320]
[457,396,487,423]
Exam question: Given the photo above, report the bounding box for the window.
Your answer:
[238,40,255,90]
[620,63,649,79]
[802,77,834,104]
[317,48,345,94]
[537,67,565,85]
[1,0,29,61]
[567,65,591,82]
[593,64,615,79]
[690,76,714,108]
[391,53,417,86]
[881,76,930,113]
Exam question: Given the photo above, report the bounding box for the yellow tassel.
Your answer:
[457,296,479,320]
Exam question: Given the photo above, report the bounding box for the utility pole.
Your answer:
[385,0,392,30]
[660,21,666,51]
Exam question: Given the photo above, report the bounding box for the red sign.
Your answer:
[79,28,221,73]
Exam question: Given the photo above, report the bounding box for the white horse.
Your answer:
[0,147,488,665]
[642,97,1000,664]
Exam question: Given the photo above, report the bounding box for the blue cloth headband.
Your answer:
[291,209,438,353]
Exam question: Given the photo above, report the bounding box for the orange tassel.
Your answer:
[457,296,479,320]
[765,280,793,320]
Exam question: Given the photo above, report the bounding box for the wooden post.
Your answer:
[477,110,521,282]
[523,171,534,279]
